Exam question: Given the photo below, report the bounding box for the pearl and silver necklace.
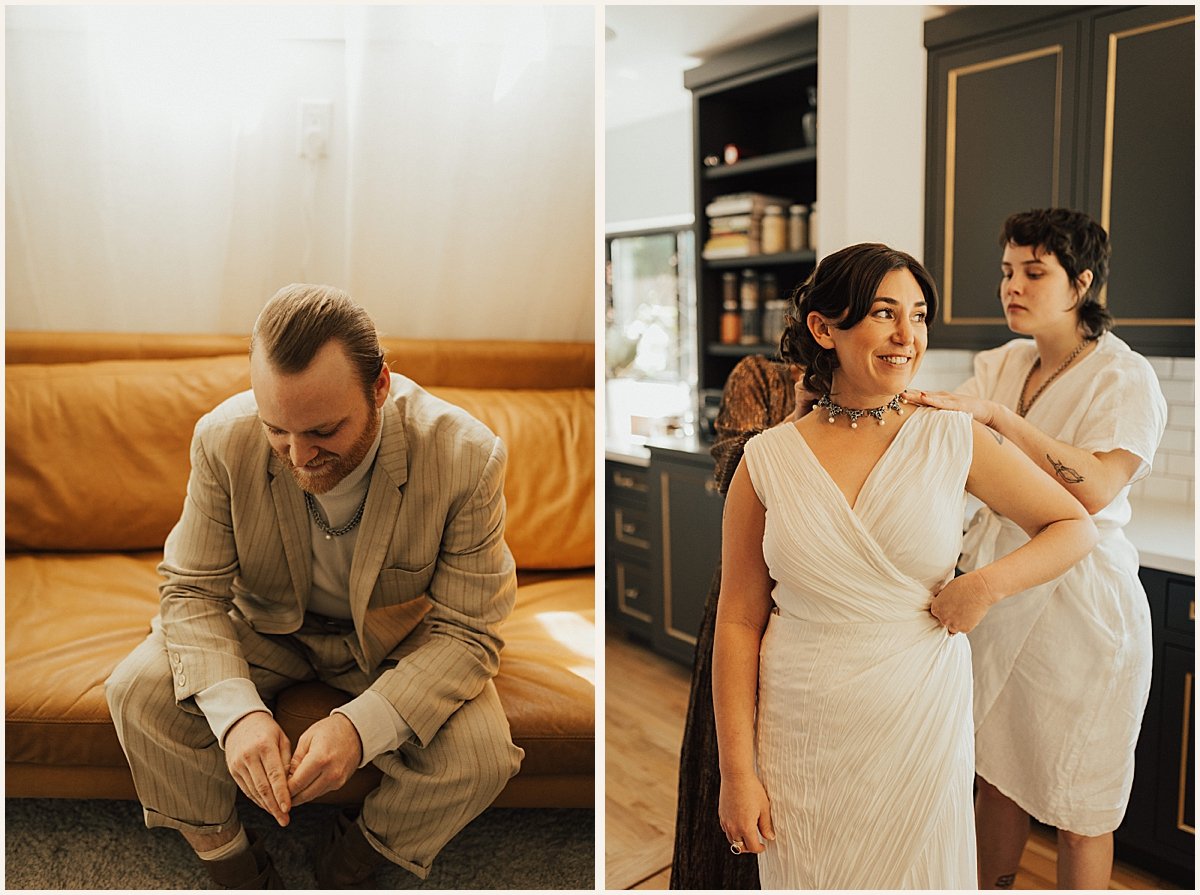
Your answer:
[813,393,908,429]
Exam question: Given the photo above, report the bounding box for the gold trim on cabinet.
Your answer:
[1178,670,1194,835]
[1099,14,1196,313]
[943,45,1063,324]
[613,507,649,550]
[616,562,651,624]
[659,470,698,647]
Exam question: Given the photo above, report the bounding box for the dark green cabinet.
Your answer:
[924,6,1194,356]
[605,460,654,641]
[647,447,725,666]
[606,448,725,667]
[1114,567,1194,886]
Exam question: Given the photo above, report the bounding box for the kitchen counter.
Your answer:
[1125,497,1194,577]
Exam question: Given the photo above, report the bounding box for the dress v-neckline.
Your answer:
[786,406,926,514]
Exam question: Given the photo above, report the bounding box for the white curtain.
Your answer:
[5,5,595,341]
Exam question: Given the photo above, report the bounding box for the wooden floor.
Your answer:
[604,628,1178,890]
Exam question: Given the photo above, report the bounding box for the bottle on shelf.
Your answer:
[739,269,760,345]
[761,205,787,254]
[788,204,809,252]
[761,272,786,347]
[720,272,742,344]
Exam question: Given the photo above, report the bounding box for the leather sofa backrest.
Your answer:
[6,354,593,569]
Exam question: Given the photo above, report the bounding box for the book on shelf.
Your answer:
[708,213,755,234]
[702,232,758,259]
[704,192,794,218]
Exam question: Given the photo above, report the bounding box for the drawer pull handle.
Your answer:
[1191,600,1195,622]
[613,472,648,491]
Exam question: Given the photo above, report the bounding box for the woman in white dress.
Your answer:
[713,243,1099,889]
[913,209,1167,888]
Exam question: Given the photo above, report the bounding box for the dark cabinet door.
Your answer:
[649,452,725,666]
[926,19,1082,349]
[1082,7,1195,356]
[1156,644,1195,853]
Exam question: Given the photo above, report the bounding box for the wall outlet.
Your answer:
[298,100,332,159]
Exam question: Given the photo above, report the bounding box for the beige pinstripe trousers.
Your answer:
[105,613,522,880]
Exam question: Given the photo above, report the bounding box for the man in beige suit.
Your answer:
[106,284,522,888]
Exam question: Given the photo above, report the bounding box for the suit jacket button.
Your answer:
[176,675,186,687]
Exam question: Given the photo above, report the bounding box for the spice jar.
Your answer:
[739,269,760,345]
[761,205,786,254]
[788,204,809,252]
[760,273,784,346]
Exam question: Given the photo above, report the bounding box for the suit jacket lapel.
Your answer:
[268,451,313,615]
[349,399,408,659]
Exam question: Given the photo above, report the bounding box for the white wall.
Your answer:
[817,5,927,258]
[604,108,693,229]
[5,6,594,342]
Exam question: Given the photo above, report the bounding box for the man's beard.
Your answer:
[276,402,380,495]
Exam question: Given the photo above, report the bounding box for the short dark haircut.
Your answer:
[250,284,385,399]
[780,243,939,395]
[1000,208,1113,338]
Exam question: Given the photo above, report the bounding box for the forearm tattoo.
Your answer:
[994,872,1016,888]
[1046,454,1085,484]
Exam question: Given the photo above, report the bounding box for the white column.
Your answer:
[816,5,928,259]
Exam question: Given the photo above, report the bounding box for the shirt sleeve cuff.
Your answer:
[332,690,414,768]
[193,678,272,748]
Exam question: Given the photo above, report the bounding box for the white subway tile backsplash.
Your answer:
[1159,378,1194,402]
[1140,475,1190,503]
[1147,356,1174,377]
[1168,402,1194,430]
[1174,357,1194,378]
[1166,453,1196,478]
[1159,428,1193,453]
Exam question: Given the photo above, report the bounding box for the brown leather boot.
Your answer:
[313,810,388,888]
[203,829,286,889]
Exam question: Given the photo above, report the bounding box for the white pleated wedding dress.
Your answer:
[743,407,977,889]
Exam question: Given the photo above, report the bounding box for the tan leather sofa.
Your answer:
[5,332,595,808]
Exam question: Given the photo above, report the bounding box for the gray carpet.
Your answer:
[5,797,593,889]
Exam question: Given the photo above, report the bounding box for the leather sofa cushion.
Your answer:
[6,355,253,552]
[429,387,594,570]
[7,358,592,568]
[5,554,594,776]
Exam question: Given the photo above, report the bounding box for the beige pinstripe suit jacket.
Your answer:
[157,374,516,747]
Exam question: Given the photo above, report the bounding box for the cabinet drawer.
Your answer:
[612,504,651,551]
[614,559,653,625]
[607,464,649,502]
[1166,577,1195,636]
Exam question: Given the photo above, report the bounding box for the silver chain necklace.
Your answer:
[814,393,907,429]
[304,490,369,540]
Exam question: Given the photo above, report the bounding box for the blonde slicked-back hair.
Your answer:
[250,284,385,400]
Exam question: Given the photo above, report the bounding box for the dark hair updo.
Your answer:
[779,242,939,395]
[1000,208,1113,339]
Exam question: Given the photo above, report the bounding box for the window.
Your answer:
[605,225,696,441]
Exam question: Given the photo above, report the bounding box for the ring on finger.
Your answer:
[730,839,745,855]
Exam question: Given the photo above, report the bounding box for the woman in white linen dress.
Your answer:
[713,243,1099,889]
[914,209,1167,889]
